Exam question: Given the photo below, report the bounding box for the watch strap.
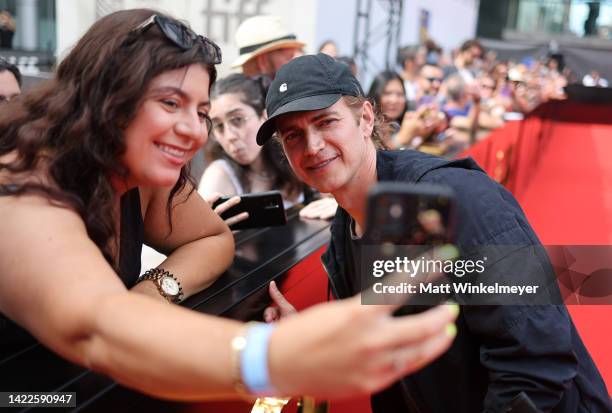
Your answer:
[136,267,184,303]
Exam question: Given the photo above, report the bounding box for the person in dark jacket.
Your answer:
[257,53,611,412]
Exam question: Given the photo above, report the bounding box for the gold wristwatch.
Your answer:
[137,268,184,303]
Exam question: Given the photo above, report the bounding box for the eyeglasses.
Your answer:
[211,114,254,138]
[131,15,222,64]
[425,77,443,83]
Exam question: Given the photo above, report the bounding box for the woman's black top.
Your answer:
[0,186,143,334]
[0,184,144,287]
[118,188,144,287]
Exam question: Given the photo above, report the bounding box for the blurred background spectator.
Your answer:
[318,39,338,57]
[336,55,358,77]
[583,70,609,87]
[0,57,20,102]
[443,39,484,84]
[416,64,444,107]
[397,45,419,110]
[231,15,304,79]
[0,9,15,49]
[367,70,407,148]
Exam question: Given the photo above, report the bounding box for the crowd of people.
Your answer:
[194,19,581,221]
[198,73,311,226]
[362,39,573,155]
[0,8,610,413]
[194,14,337,223]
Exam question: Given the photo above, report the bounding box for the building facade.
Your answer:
[3,0,479,88]
[477,0,612,80]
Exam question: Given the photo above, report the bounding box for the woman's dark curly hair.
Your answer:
[0,8,218,271]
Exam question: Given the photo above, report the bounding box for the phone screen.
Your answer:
[362,182,457,314]
[364,182,455,246]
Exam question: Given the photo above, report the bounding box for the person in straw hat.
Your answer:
[232,15,305,79]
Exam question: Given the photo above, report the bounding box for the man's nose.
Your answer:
[304,130,324,155]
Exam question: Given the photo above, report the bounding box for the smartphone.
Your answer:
[211,190,287,230]
[363,182,455,245]
[363,182,457,314]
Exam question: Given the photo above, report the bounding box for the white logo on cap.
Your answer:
[279,83,288,92]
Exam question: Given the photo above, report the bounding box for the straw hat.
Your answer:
[231,15,305,68]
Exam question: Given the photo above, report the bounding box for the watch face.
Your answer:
[160,276,180,296]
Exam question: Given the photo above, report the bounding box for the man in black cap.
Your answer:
[257,53,611,413]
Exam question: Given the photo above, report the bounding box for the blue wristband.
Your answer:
[241,322,277,394]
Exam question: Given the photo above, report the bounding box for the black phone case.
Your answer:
[212,190,287,230]
[363,182,457,314]
[363,182,456,245]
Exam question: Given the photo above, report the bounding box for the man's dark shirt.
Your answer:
[322,150,611,413]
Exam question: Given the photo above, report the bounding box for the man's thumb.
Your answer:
[269,281,295,313]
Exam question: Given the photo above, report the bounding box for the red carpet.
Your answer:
[517,121,612,393]
[464,101,612,393]
[517,122,612,244]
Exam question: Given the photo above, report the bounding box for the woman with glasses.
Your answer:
[0,9,459,401]
[199,73,310,226]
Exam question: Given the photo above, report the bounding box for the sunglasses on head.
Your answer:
[131,15,222,64]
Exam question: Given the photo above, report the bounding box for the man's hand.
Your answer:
[264,281,298,322]
[299,197,338,220]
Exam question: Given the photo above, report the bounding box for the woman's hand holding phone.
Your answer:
[203,192,249,227]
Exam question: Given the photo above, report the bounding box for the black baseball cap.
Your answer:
[256,53,364,145]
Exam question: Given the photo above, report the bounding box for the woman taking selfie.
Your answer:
[0,9,458,400]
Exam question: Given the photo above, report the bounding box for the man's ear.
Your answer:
[255,54,271,75]
[360,100,375,139]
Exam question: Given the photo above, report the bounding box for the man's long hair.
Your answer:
[343,95,391,149]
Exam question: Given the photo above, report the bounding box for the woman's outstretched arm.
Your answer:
[0,193,457,401]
